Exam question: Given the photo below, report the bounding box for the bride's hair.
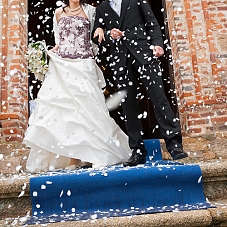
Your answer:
[62,0,87,12]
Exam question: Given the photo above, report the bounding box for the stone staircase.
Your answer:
[0,143,227,226]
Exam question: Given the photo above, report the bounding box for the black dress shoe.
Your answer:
[170,148,188,160]
[123,154,146,167]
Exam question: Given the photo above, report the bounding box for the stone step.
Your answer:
[0,200,227,227]
[0,160,227,226]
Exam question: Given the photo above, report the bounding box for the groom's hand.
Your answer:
[110,28,124,40]
[153,46,164,57]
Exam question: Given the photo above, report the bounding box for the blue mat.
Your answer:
[26,140,214,225]
[144,139,162,161]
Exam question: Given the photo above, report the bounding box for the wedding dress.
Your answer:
[23,9,131,173]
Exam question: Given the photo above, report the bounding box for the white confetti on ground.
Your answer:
[41,185,46,189]
[18,190,25,198]
[198,176,202,183]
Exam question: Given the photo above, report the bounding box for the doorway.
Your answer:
[27,0,177,139]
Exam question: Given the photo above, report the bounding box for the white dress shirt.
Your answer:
[109,0,122,16]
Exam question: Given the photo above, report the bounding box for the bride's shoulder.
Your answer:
[54,7,65,22]
[83,3,95,10]
[83,3,96,17]
[55,7,64,15]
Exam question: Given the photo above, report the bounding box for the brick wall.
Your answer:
[0,0,28,147]
[165,0,227,136]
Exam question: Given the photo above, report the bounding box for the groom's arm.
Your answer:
[92,9,114,47]
[138,0,164,48]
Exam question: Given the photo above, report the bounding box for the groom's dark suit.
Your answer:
[92,0,188,165]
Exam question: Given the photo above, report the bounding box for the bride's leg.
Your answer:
[69,158,79,166]
[65,158,80,170]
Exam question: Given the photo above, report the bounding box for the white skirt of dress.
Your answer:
[23,51,131,173]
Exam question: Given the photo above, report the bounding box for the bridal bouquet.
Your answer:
[25,41,49,82]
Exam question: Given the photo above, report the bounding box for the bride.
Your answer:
[23,0,131,173]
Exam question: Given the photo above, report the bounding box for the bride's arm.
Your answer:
[91,9,114,47]
[86,5,105,43]
[50,8,61,52]
[50,44,59,53]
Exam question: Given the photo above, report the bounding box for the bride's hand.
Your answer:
[50,44,59,53]
[93,28,105,43]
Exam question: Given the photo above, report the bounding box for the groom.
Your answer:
[92,0,188,167]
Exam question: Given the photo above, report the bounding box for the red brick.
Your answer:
[188,119,209,126]
[183,92,194,98]
[188,128,202,134]
[182,78,194,83]
[210,53,216,63]
[192,55,198,73]
[185,100,200,106]
[200,112,214,117]
[188,113,201,119]
[0,113,20,120]
[211,117,227,123]
[3,128,19,135]
[204,99,218,105]
[187,19,193,29]
[217,6,227,11]
[5,136,22,142]
[216,110,227,116]
[1,121,19,128]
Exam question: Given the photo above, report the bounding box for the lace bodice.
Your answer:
[57,16,94,59]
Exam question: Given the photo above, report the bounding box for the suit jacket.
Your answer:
[92,0,164,76]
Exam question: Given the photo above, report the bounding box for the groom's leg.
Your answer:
[139,61,183,152]
[114,55,147,157]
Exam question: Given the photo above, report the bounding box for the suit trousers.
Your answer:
[114,52,183,156]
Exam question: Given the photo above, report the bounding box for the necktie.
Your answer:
[110,0,121,16]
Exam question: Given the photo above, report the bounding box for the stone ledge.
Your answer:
[1,203,227,227]
[26,210,214,227]
[200,160,227,201]
[200,160,227,178]
[0,174,30,198]
[209,201,227,227]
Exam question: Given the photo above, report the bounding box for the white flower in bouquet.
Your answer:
[25,41,49,82]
